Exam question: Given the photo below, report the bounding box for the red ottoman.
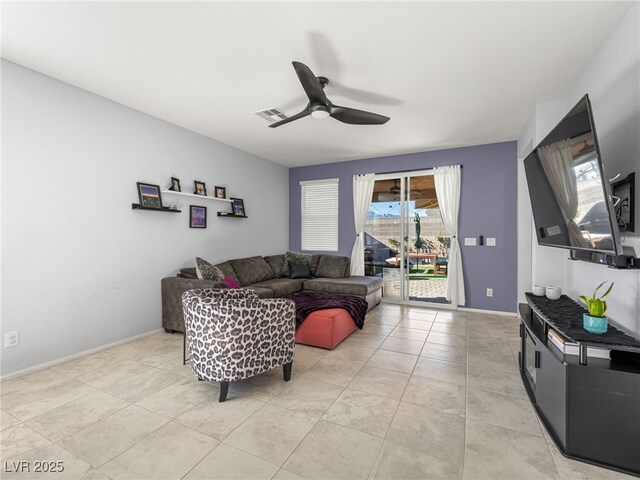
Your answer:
[295,308,357,350]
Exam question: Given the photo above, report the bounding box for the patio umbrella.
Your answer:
[413,212,424,251]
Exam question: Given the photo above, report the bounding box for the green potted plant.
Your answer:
[580,281,614,334]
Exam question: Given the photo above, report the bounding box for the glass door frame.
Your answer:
[373,170,455,309]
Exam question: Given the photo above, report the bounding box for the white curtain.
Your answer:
[350,173,376,275]
[434,165,465,306]
[537,140,585,247]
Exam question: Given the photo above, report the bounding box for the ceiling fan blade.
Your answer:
[268,108,310,128]
[330,105,390,125]
[292,61,328,105]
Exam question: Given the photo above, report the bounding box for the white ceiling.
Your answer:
[1,1,632,167]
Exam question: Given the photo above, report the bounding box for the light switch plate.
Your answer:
[464,237,477,246]
[487,237,497,246]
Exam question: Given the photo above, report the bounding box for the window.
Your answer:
[300,178,339,251]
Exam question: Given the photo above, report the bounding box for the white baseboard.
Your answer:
[0,328,165,382]
[458,307,518,317]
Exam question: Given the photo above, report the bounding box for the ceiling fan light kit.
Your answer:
[268,61,390,128]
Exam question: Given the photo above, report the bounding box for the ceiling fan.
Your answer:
[269,61,390,128]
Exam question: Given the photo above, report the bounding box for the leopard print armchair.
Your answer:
[182,288,296,402]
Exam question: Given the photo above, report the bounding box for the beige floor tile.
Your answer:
[229,370,296,401]
[387,402,465,465]
[396,319,433,331]
[435,310,468,319]
[412,357,466,386]
[467,365,526,398]
[430,322,468,335]
[426,331,468,348]
[156,358,195,378]
[347,367,410,400]
[52,351,119,378]
[273,469,308,479]
[1,369,69,399]
[388,327,429,342]
[58,405,168,467]
[324,345,377,365]
[467,337,512,356]
[3,379,96,421]
[360,322,395,336]
[2,443,91,479]
[302,358,363,387]
[1,410,20,431]
[367,315,402,326]
[99,421,217,479]
[270,378,343,418]
[374,440,462,480]
[380,336,425,355]
[403,311,437,322]
[102,367,183,403]
[322,389,398,437]
[0,423,51,461]
[176,396,265,440]
[341,334,387,349]
[463,419,559,480]
[184,443,279,480]
[420,342,468,364]
[468,349,518,373]
[401,376,466,416]
[283,420,383,480]
[434,316,468,326]
[224,404,317,465]
[76,357,152,389]
[136,377,216,419]
[365,350,418,375]
[82,468,111,480]
[467,388,542,437]
[26,391,128,442]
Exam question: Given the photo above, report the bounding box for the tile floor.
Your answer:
[0,304,634,480]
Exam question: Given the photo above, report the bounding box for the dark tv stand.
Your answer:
[519,294,640,476]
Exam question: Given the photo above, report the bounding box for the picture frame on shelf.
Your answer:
[194,180,207,196]
[190,205,207,228]
[215,186,226,199]
[230,198,246,217]
[137,182,163,209]
[169,177,181,192]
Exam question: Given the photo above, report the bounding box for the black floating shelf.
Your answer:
[217,212,248,218]
[132,203,181,213]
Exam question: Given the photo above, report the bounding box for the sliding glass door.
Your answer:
[364,171,451,305]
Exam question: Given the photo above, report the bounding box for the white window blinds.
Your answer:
[300,178,339,251]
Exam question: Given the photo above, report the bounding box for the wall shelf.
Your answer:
[217,212,248,218]
[132,203,181,213]
[161,189,233,203]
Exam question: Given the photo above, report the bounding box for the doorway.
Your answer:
[364,170,451,305]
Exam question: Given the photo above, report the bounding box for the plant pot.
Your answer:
[583,313,608,334]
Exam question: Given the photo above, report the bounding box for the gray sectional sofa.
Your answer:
[161,253,383,333]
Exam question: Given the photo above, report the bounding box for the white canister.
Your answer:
[532,285,545,296]
[545,286,562,300]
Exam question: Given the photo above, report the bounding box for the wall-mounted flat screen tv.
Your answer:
[524,95,622,255]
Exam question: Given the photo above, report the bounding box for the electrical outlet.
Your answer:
[5,331,19,348]
[486,288,493,297]
[487,237,497,246]
[464,237,477,246]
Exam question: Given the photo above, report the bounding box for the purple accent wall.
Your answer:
[289,141,519,313]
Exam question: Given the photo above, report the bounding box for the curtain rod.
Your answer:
[374,165,463,176]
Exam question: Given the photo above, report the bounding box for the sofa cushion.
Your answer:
[195,257,224,281]
[230,256,274,286]
[251,278,305,297]
[303,276,383,297]
[243,286,274,298]
[283,251,312,277]
[309,255,321,277]
[264,254,285,279]
[315,255,350,278]
[289,261,311,279]
[178,267,198,279]
[214,261,239,283]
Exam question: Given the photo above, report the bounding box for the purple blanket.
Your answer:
[283,291,368,329]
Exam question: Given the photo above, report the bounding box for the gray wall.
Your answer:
[289,141,519,313]
[1,61,289,376]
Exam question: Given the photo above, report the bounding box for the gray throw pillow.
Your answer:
[315,255,350,278]
[288,261,311,279]
[283,251,312,277]
[195,257,225,281]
